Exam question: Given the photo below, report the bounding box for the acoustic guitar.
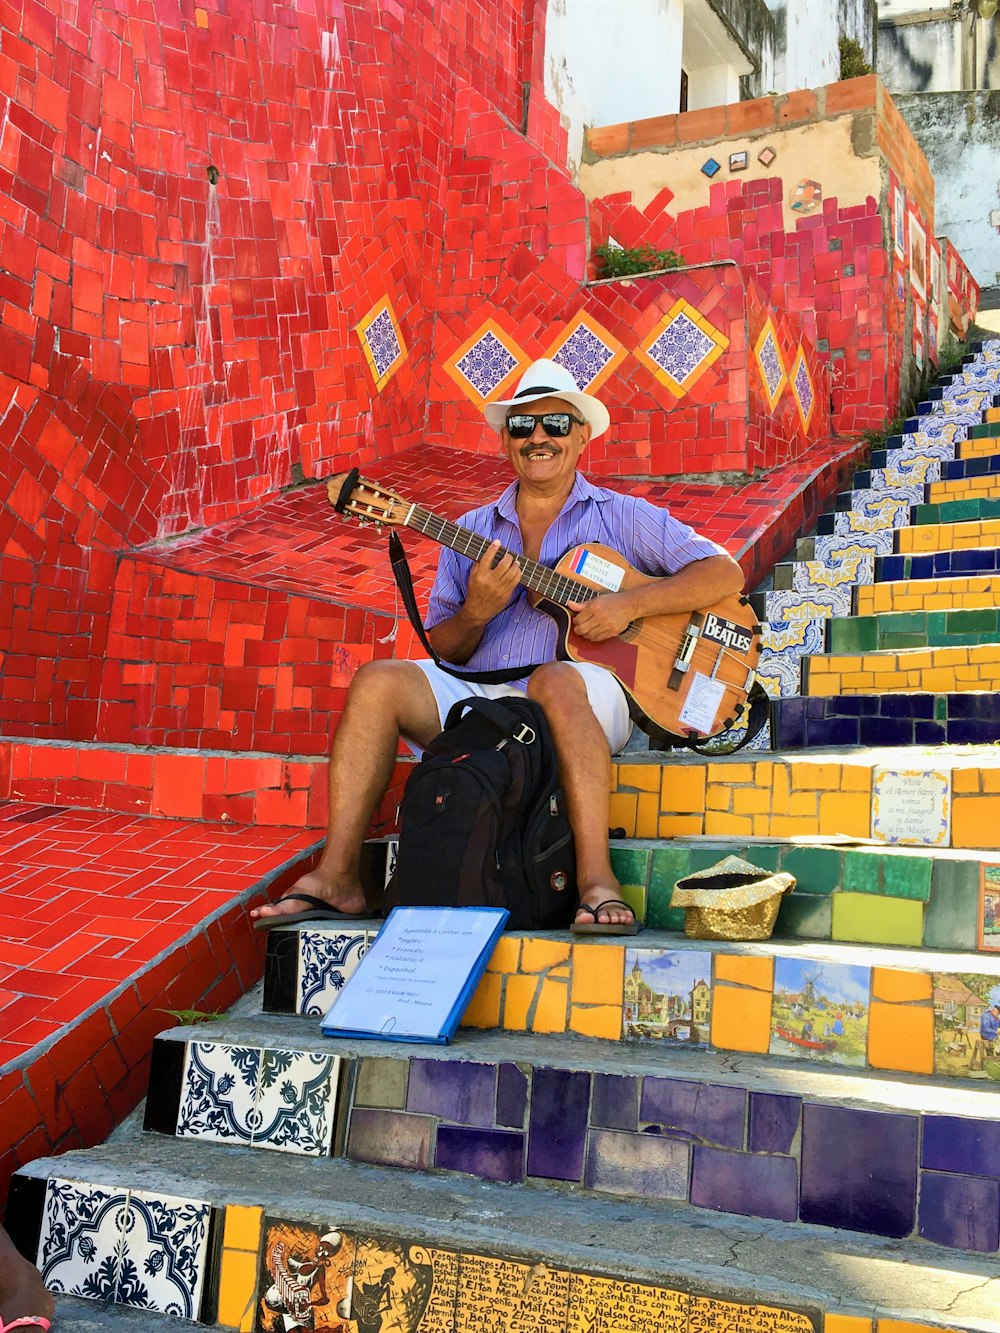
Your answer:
[327,471,761,742]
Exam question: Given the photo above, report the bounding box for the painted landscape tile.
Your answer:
[933,972,1000,1080]
[770,958,870,1066]
[623,950,712,1047]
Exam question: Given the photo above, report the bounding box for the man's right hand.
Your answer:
[464,540,521,624]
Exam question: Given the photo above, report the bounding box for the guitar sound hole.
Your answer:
[620,619,642,642]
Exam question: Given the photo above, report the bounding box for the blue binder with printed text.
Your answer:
[320,905,508,1044]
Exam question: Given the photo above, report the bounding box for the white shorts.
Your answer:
[409,659,633,755]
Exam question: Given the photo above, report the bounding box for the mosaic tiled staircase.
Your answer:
[9,350,1000,1330]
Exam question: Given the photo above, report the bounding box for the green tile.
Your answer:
[830,892,924,946]
[619,882,648,924]
[841,850,882,894]
[610,846,651,886]
[923,859,981,950]
[780,846,842,895]
[776,893,832,940]
[646,898,687,932]
[947,609,998,633]
[880,853,932,900]
[355,1057,409,1108]
[829,616,874,653]
[648,847,693,896]
[741,844,782,871]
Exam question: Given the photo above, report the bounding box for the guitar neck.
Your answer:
[403,504,599,606]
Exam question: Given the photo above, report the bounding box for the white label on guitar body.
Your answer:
[571,548,625,592]
[678,673,727,735]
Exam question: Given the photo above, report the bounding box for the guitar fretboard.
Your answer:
[408,505,602,606]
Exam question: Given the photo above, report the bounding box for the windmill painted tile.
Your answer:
[176,1042,260,1145]
[770,958,870,1067]
[623,949,713,1047]
[932,972,1000,1081]
[635,299,729,398]
[546,311,626,393]
[37,1178,128,1302]
[297,928,369,1017]
[116,1187,212,1318]
[871,767,950,847]
[253,1049,339,1155]
[442,319,526,406]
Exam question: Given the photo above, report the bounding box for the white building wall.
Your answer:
[686,61,741,110]
[779,0,842,94]
[878,15,965,93]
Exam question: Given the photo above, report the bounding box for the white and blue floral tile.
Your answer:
[936,391,991,413]
[900,420,971,445]
[762,587,852,622]
[813,532,895,562]
[950,364,1000,386]
[36,1178,212,1319]
[253,1049,339,1155]
[847,483,923,513]
[868,458,941,490]
[297,928,370,1017]
[758,618,826,697]
[548,315,625,391]
[177,1042,260,1146]
[831,502,912,535]
[791,550,874,593]
[881,442,955,468]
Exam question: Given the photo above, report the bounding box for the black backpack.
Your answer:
[384,696,577,929]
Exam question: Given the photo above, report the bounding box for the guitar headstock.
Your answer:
[327,470,410,527]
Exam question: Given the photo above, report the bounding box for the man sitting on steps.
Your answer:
[251,359,744,936]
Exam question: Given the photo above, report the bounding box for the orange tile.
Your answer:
[570,942,625,1006]
[868,1000,934,1074]
[711,983,772,1053]
[871,967,932,1003]
[714,954,773,991]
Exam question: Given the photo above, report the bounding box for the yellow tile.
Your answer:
[635,791,660,836]
[871,967,932,1003]
[463,972,501,1028]
[570,942,625,1005]
[825,1318,872,1333]
[951,768,980,793]
[952,794,1000,848]
[550,964,570,979]
[818,790,872,836]
[520,938,571,972]
[732,786,772,814]
[788,791,820,816]
[486,936,521,974]
[222,1204,263,1252]
[704,812,753,835]
[659,814,706,835]
[706,786,734,811]
[569,1004,624,1040]
[531,977,569,1033]
[619,883,647,923]
[793,763,841,790]
[661,764,706,812]
[217,1250,258,1329]
[840,765,870,792]
[609,791,637,835]
[982,769,1000,793]
[616,763,661,792]
[879,1322,961,1333]
[707,762,755,782]
[714,954,773,991]
[194,6,209,27]
[501,973,537,1030]
[767,815,819,836]
[711,982,773,1053]
[868,1000,934,1074]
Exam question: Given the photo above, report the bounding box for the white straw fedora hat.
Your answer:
[483,358,611,439]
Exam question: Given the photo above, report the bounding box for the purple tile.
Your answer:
[691,1145,798,1222]
[639,1078,746,1149]
[591,1073,639,1131]
[435,1126,525,1184]
[407,1059,495,1127]
[584,1129,688,1199]
[526,1067,591,1182]
[801,1105,916,1237]
[346,1109,433,1169]
[748,1092,801,1154]
[919,1171,1000,1252]
[496,1063,527,1129]
[922,1115,1000,1178]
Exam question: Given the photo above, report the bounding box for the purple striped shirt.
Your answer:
[426,473,727,677]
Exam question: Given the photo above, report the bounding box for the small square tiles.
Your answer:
[443,320,526,405]
[253,1050,339,1155]
[701,157,721,177]
[728,151,748,172]
[758,146,776,166]
[546,311,627,393]
[636,299,729,399]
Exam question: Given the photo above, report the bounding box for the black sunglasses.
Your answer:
[505,412,585,439]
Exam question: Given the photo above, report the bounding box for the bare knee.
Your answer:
[346,660,440,743]
[527,662,592,722]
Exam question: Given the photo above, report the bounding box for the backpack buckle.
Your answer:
[511,723,536,745]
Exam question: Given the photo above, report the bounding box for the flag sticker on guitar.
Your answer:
[678,673,727,734]
[571,548,625,592]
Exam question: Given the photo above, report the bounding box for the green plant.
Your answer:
[160,1007,225,1025]
[839,36,873,80]
[594,242,685,279]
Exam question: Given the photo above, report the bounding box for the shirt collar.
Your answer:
[494,471,608,523]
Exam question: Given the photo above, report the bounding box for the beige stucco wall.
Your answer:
[579,118,882,233]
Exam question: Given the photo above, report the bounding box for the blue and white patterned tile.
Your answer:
[297,928,369,1017]
[117,1187,211,1318]
[645,309,720,386]
[869,458,941,489]
[253,1049,340,1156]
[791,550,874,593]
[902,419,972,444]
[697,716,772,754]
[454,330,519,399]
[176,1042,260,1145]
[936,392,991,413]
[758,618,827,697]
[847,484,923,513]
[37,1178,128,1301]
[952,365,1000,386]
[813,532,895,562]
[756,328,786,403]
[763,588,852,621]
[791,352,814,425]
[831,502,912,535]
[883,442,955,468]
[550,320,620,390]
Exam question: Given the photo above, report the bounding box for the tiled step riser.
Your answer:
[794,516,1000,561]
[774,545,1000,596]
[828,607,1000,653]
[802,645,1000,696]
[856,574,1000,616]
[613,751,1000,849]
[773,691,1000,748]
[9,1165,963,1333]
[141,1032,1000,1255]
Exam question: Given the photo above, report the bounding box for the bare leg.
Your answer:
[251,661,441,923]
[527,663,634,927]
[0,1223,54,1326]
